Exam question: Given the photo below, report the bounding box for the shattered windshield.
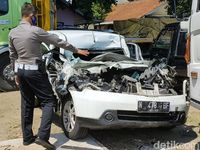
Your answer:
[47,30,129,61]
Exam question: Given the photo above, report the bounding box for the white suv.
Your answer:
[43,30,189,139]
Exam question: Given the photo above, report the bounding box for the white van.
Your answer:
[187,0,200,109]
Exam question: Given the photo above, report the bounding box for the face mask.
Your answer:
[31,15,37,26]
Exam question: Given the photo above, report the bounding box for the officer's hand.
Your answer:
[15,75,20,86]
[77,49,90,56]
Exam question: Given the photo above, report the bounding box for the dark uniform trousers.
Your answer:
[17,64,56,142]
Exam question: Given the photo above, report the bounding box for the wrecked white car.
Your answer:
[42,30,190,140]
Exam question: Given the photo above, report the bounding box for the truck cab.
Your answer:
[0,0,31,46]
[147,21,189,94]
[150,21,188,77]
[0,0,53,46]
[187,0,200,109]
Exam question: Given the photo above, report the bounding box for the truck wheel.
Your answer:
[61,99,88,140]
[0,53,17,91]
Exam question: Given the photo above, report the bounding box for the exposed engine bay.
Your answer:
[44,51,179,98]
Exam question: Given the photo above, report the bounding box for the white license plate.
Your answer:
[138,101,170,113]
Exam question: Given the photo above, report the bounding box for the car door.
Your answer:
[188,0,200,109]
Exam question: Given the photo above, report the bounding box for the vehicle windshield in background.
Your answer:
[151,25,187,61]
[155,30,174,50]
[152,29,175,58]
[0,0,8,16]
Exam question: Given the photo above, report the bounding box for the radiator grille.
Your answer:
[117,111,179,121]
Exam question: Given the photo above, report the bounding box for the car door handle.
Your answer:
[191,72,198,79]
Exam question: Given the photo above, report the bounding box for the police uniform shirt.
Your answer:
[9,20,78,65]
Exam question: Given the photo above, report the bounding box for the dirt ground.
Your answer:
[0,91,199,150]
[0,91,63,141]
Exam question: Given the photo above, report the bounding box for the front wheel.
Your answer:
[61,99,88,140]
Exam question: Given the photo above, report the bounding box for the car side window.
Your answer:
[155,30,174,50]
[0,0,8,16]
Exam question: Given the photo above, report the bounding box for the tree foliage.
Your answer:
[72,0,117,21]
[128,0,192,18]
[91,2,106,20]
[160,0,192,18]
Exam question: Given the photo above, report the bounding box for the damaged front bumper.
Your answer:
[76,112,186,129]
[70,88,190,129]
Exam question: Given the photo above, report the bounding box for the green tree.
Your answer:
[160,0,192,18]
[128,0,192,18]
[72,0,117,21]
[91,1,106,20]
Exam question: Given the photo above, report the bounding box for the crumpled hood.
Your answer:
[57,53,148,90]
[62,53,148,74]
[72,60,148,74]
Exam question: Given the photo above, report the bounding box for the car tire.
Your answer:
[61,98,88,140]
[0,52,17,91]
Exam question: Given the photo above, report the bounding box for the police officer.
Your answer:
[9,2,89,150]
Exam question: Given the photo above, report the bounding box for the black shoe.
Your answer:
[23,135,37,146]
[35,138,56,150]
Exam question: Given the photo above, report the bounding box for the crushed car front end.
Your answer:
[43,30,190,139]
[56,55,189,131]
